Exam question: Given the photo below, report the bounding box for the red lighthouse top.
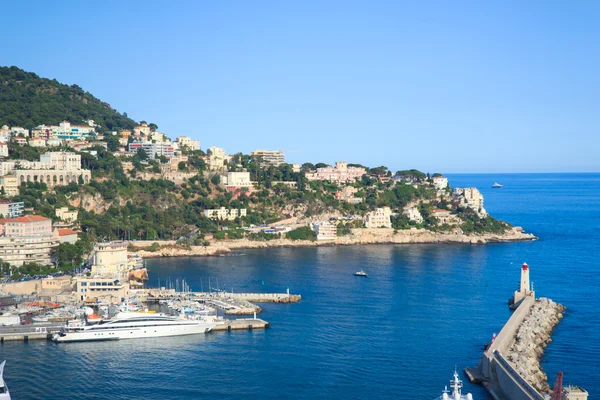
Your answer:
[522,263,529,270]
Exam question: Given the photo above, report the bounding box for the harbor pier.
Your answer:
[466,263,586,400]
[0,324,62,342]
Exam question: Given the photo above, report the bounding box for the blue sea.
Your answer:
[1,173,599,399]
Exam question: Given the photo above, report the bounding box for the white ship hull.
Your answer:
[53,320,216,342]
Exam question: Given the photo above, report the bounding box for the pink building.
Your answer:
[306,161,366,183]
[0,215,53,237]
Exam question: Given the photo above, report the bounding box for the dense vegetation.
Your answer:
[0,66,137,131]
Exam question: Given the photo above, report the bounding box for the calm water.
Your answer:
[1,173,599,399]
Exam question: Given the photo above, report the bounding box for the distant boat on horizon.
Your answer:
[354,269,368,277]
[492,182,504,188]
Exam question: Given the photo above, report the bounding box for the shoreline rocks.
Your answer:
[506,298,566,393]
[133,227,536,258]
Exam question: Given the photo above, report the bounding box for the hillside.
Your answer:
[0,66,137,131]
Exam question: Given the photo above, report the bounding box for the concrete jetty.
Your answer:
[465,263,585,400]
[0,324,61,342]
[212,318,270,332]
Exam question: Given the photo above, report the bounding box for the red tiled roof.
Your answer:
[57,228,77,236]
[0,215,51,224]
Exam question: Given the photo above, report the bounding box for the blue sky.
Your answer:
[1,1,599,173]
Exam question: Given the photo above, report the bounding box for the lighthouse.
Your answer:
[520,263,531,294]
[511,262,535,308]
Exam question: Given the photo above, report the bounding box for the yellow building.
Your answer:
[55,207,78,222]
[75,277,130,304]
[0,174,18,196]
[90,241,129,280]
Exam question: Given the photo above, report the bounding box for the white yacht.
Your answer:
[0,361,10,400]
[440,370,473,400]
[52,311,217,343]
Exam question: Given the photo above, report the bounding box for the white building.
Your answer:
[454,188,487,216]
[0,201,24,218]
[0,143,8,158]
[128,142,175,159]
[33,121,95,140]
[312,222,337,241]
[208,146,226,170]
[203,207,247,221]
[176,136,200,151]
[250,150,285,166]
[0,151,91,187]
[364,207,392,228]
[306,161,366,183]
[221,171,252,187]
[403,207,423,223]
[432,176,448,190]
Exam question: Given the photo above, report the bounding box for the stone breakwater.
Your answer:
[506,298,566,394]
[132,227,536,258]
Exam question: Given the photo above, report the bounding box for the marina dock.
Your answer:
[0,318,270,342]
[143,291,301,315]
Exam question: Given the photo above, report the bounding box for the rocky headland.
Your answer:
[132,226,536,258]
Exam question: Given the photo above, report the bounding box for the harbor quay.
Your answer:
[141,290,302,316]
[465,263,587,400]
[0,317,271,342]
[0,288,300,342]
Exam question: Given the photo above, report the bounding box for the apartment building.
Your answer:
[176,136,201,151]
[0,143,8,158]
[312,222,337,241]
[128,141,175,159]
[0,215,59,266]
[207,146,226,170]
[250,150,285,166]
[0,200,24,218]
[432,176,449,190]
[454,188,487,216]
[364,207,392,228]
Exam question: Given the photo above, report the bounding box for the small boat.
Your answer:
[0,360,11,400]
[491,182,503,188]
[354,270,368,277]
[439,369,473,400]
